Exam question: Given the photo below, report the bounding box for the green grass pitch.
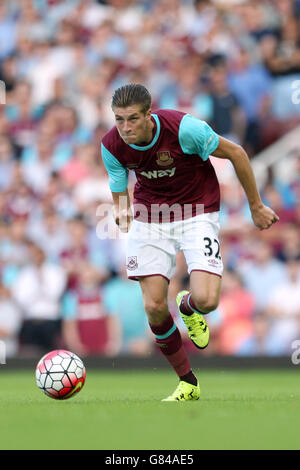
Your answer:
[0,368,300,450]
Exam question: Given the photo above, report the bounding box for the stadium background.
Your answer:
[0,0,300,363]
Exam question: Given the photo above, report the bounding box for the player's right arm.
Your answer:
[211,136,279,230]
[101,143,132,232]
[111,189,132,233]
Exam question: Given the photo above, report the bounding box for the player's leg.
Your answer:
[139,275,169,325]
[178,212,223,349]
[176,271,221,350]
[181,270,222,315]
[126,220,200,401]
[139,275,200,401]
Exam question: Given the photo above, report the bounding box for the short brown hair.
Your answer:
[112,84,151,114]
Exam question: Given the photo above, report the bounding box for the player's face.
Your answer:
[113,105,152,145]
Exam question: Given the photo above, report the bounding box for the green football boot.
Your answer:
[162,380,200,402]
[176,290,209,349]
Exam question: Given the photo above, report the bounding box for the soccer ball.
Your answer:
[35,349,86,400]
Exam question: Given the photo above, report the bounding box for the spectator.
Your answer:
[1,217,30,287]
[27,208,70,262]
[0,2,17,61]
[260,183,298,245]
[0,281,22,358]
[159,55,213,121]
[276,223,300,262]
[60,214,90,290]
[0,134,16,191]
[188,0,217,39]
[60,214,109,289]
[103,265,152,356]
[15,33,36,78]
[54,104,92,157]
[41,171,78,219]
[218,180,252,235]
[5,165,37,220]
[209,63,246,144]
[11,242,66,355]
[263,260,300,355]
[238,239,286,311]
[260,17,300,121]
[288,154,300,203]
[62,262,116,356]
[37,103,92,171]
[60,142,98,188]
[72,143,112,210]
[227,47,272,156]
[213,269,255,355]
[7,80,37,152]
[236,313,274,356]
[0,54,18,95]
[263,183,297,224]
[21,131,56,195]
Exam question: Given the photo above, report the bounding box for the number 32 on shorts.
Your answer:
[203,237,221,260]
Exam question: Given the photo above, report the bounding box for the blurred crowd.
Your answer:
[0,0,300,359]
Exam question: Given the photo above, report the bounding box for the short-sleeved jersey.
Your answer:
[101,109,220,222]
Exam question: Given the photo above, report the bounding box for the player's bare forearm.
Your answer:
[112,189,130,209]
[212,136,279,230]
[111,189,132,232]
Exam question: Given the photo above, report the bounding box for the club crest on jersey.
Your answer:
[127,256,138,270]
[156,151,173,167]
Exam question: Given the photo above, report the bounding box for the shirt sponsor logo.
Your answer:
[156,151,174,167]
[140,168,176,179]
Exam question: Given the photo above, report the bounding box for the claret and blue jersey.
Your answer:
[101,109,221,222]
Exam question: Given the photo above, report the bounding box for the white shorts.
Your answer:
[126,212,223,281]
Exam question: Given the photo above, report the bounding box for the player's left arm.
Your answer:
[211,136,279,230]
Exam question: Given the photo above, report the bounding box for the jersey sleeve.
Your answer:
[178,114,219,161]
[101,143,128,192]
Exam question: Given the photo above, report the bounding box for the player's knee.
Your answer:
[193,294,219,314]
[144,300,169,325]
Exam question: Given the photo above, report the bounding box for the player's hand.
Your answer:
[112,206,133,233]
[251,204,279,230]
